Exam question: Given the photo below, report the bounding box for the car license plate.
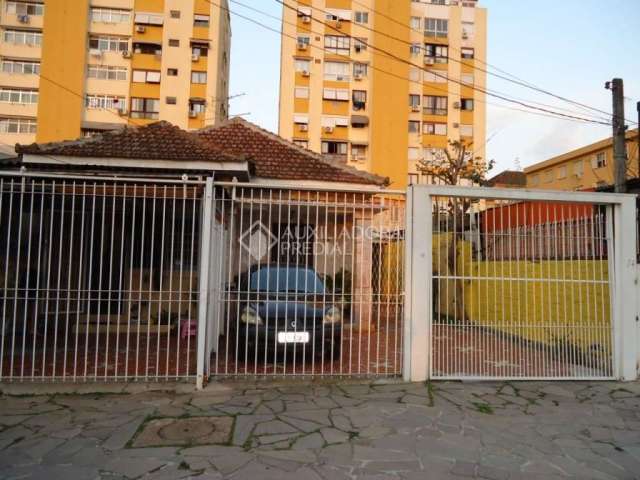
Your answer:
[278,332,309,344]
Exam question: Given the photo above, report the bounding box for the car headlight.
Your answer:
[323,306,342,325]
[240,306,263,325]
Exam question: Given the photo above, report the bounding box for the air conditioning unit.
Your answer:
[189,111,198,118]
[297,42,308,50]
[301,70,310,77]
[324,126,334,133]
[354,73,363,81]
[453,101,461,109]
[191,53,200,62]
[17,14,29,24]
[299,124,308,132]
[135,25,147,33]
[424,57,435,65]
[411,105,421,112]
[121,50,132,58]
[302,16,311,24]
[89,48,103,57]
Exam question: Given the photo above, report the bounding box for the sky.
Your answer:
[228,0,640,174]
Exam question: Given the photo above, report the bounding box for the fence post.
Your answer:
[614,197,638,380]
[403,186,430,382]
[196,177,214,390]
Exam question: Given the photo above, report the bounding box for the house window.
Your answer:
[133,42,160,55]
[130,97,160,119]
[594,152,607,168]
[191,44,208,57]
[88,64,127,80]
[424,95,447,115]
[191,71,207,84]
[297,35,310,46]
[0,117,36,133]
[90,8,129,23]
[574,160,584,176]
[134,12,163,25]
[3,29,42,46]
[425,44,448,63]
[423,122,447,135]
[168,39,180,47]
[0,88,38,104]
[294,87,309,99]
[6,1,44,16]
[351,144,367,162]
[90,36,128,52]
[545,170,554,183]
[557,165,567,179]
[323,88,349,101]
[461,47,475,59]
[352,90,367,110]
[321,141,348,155]
[409,94,421,108]
[167,68,178,76]
[354,11,368,24]
[461,98,474,111]
[189,100,206,114]
[2,60,40,75]
[132,70,161,83]
[353,62,368,78]
[460,124,473,137]
[194,14,210,27]
[295,58,311,72]
[408,121,420,133]
[325,35,350,55]
[424,18,448,38]
[324,61,350,81]
[85,94,125,110]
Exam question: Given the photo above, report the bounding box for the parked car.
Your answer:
[228,264,342,362]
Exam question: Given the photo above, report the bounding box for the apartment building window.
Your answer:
[325,9,351,21]
[0,117,36,133]
[408,147,421,161]
[461,98,474,111]
[296,6,311,22]
[351,144,367,162]
[574,160,584,176]
[2,60,40,75]
[408,121,420,133]
[194,14,210,27]
[293,114,309,124]
[294,87,309,99]
[90,36,128,52]
[167,68,178,76]
[297,35,310,46]
[424,148,445,162]
[424,44,448,63]
[409,94,421,108]
[132,69,161,83]
[460,124,473,137]
[409,43,421,56]
[189,99,206,114]
[321,116,349,128]
[323,88,349,101]
[87,65,127,80]
[295,58,311,72]
[134,12,164,25]
[191,71,207,84]
[293,139,309,149]
[424,70,447,83]
[593,152,607,168]
[410,16,421,31]
[191,43,208,57]
[409,67,420,81]
[0,88,38,104]
[352,90,367,110]
[324,61,350,81]
[424,95,447,115]
[168,39,179,47]
[461,73,474,85]
[461,47,475,59]
[353,62,368,78]
[321,141,348,155]
[85,94,125,110]
[353,38,367,52]
[423,122,447,135]
[325,35,350,55]
[91,8,130,23]
[130,98,160,119]
[170,10,180,18]
[354,12,369,24]
[462,22,475,40]
[6,1,43,16]
[166,96,177,105]
[424,18,448,38]
[3,30,42,46]
[133,42,161,54]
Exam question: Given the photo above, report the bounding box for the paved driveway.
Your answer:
[0,380,639,479]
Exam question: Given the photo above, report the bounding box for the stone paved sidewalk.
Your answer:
[1,380,640,479]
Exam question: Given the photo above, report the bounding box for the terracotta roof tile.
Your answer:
[196,118,389,186]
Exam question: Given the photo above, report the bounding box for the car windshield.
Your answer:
[249,267,326,294]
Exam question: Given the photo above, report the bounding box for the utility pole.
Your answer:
[606,78,627,193]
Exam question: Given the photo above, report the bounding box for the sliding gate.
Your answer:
[405,185,637,382]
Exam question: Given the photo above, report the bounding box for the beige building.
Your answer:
[524,129,640,191]
[0,0,230,154]
[278,0,487,189]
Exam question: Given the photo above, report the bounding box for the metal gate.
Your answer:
[0,173,207,382]
[206,182,406,378]
[405,185,638,382]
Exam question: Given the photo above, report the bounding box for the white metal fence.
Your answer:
[405,185,638,382]
[0,173,205,382]
[206,182,406,378]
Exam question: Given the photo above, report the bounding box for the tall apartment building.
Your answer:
[278,0,486,189]
[0,0,230,153]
